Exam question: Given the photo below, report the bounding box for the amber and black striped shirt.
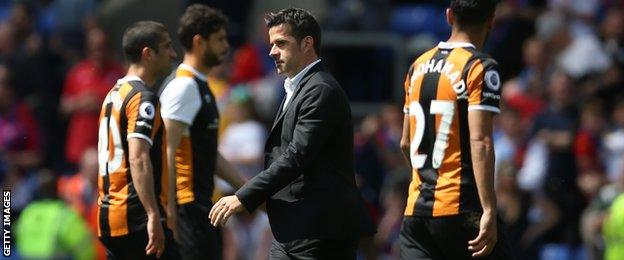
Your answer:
[159,64,220,208]
[403,42,501,217]
[97,76,168,237]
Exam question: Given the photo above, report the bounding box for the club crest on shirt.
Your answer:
[139,102,155,120]
[485,70,500,91]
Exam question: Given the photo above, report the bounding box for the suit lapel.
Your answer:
[269,62,324,133]
[271,95,288,130]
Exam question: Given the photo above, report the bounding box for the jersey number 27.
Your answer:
[409,100,455,169]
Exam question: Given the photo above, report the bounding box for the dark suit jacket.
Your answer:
[235,62,375,242]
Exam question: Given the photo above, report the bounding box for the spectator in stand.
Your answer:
[604,97,624,182]
[530,70,585,258]
[602,192,624,260]
[494,108,527,176]
[57,147,98,222]
[15,170,95,260]
[547,0,600,36]
[581,162,624,260]
[377,104,405,171]
[495,161,534,259]
[219,87,266,181]
[57,147,105,259]
[375,173,409,259]
[60,26,124,166]
[354,114,384,220]
[502,37,547,126]
[575,99,607,200]
[594,8,624,106]
[599,8,624,65]
[229,44,264,85]
[0,64,41,172]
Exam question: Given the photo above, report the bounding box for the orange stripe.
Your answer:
[176,68,194,78]
[107,159,129,236]
[160,127,169,208]
[432,48,473,216]
[176,136,195,204]
[468,60,485,105]
[97,175,104,236]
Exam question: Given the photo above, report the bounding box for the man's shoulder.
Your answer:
[308,69,340,88]
[163,75,199,90]
[160,76,200,101]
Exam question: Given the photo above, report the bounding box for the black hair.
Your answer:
[265,8,321,55]
[450,0,499,28]
[122,21,168,63]
[178,4,229,51]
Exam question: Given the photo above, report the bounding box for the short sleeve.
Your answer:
[126,91,158,146]
[403,64,415,114]
[467,58,501,114]
[159,77,202,125]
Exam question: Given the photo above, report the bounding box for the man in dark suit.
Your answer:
[209,7,375,259]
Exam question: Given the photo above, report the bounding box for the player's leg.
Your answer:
[399,216,443,259]
[177,202,222,260]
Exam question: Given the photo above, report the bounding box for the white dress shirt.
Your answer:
[283,59,321,109]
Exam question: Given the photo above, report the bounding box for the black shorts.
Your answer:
[99,224,179,260]
[177,202,222,260]
[399,212,512,260]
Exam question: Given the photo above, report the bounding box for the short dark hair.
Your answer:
[265,8,321,55]
[178,4,229,51]
[450,0,499,28]
[122,21,168,63]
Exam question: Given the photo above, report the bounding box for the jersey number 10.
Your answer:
[409,100,455,169]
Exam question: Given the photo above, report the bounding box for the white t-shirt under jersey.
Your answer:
[160,64,207,126]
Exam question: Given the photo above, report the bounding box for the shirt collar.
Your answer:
[284,59,321,92]
[117,75,144,85]
[179,63,208,82]
[437,41,476,49]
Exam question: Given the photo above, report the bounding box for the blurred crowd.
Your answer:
[1,0,624,259]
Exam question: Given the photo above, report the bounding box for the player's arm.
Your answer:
[162,118,187,238]
[468,110,497,214]
[466,58,501,257]
[215,152,247,190]
[127,91,164,257]
[400,64,414,168]
[159,77,201,235]
[467,109,497,257]
[128,138,164,257]
[400,114,411,168]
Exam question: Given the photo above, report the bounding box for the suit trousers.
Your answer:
[269,238,359,260]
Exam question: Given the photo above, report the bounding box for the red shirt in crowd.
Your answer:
[62,60,124,163]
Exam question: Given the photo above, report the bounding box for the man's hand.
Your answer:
[209,195,244,227]
[166,205,179,242]
[145,215,165,258]
[468,212,497,258]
